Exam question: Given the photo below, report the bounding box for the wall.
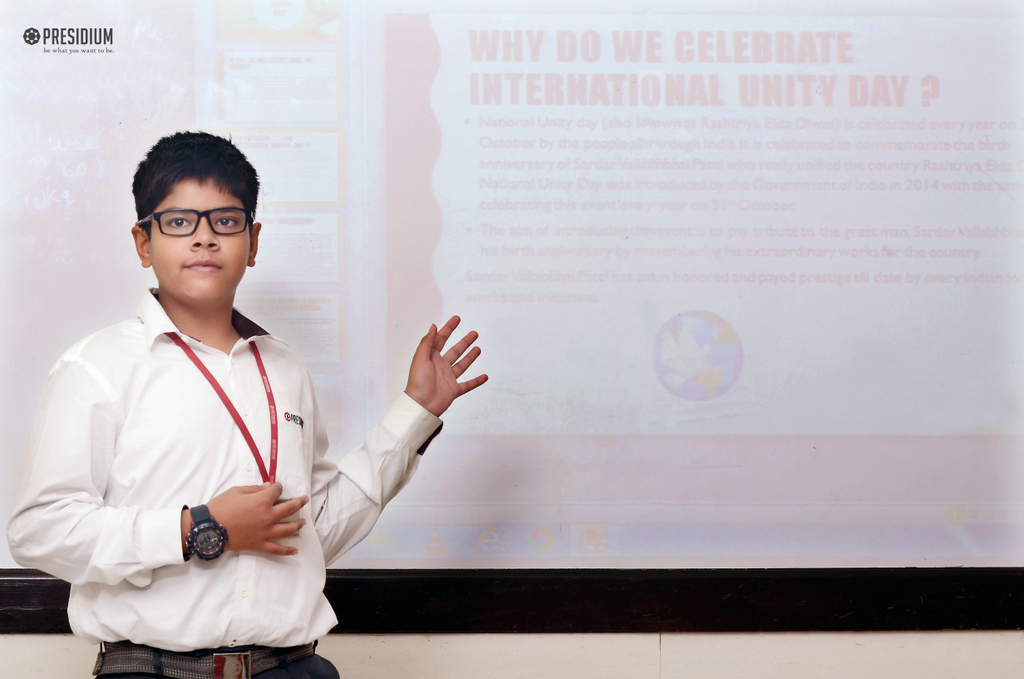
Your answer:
[5,632,1023,678]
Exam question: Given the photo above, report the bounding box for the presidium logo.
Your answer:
[23,26,114,54]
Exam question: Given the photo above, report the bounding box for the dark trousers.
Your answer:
[99,653,340,679]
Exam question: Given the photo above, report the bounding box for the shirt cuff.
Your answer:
[139,505,189,568]
[384,392,444,453]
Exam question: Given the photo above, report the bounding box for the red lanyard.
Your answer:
[166,332,278,484]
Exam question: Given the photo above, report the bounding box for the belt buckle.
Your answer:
[213,651,252,679]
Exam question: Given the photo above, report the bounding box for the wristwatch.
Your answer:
[186,504,228,560]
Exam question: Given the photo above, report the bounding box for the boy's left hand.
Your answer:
[405,316,487,417]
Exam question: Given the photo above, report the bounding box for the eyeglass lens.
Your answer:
[158,209,248,236]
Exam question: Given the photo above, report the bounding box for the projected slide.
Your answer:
[365,11,1024,566]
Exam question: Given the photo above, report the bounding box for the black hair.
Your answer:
[132,131,260,232]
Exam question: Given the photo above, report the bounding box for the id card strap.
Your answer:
[248,342,278,485]
[165,332,275,484]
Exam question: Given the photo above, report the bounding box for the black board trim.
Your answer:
[2,568,1021,634]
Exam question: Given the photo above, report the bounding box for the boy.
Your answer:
[7,131,486,678]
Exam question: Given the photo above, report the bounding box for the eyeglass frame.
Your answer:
[135,207,252,237]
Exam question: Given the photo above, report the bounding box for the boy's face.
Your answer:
[131,179,261,313]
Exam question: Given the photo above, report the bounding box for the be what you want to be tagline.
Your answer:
[466,29,941,108]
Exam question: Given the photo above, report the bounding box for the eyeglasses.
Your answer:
[136,208,250,237]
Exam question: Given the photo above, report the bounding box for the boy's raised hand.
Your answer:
[405,316,488,417]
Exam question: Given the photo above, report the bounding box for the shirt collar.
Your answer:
[137,289,276,350]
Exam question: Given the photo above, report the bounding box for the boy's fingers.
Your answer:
[451,346,482,377]
[268,519,305,538]
[259,541,299,556]
[434,316,460,349]
[415,325,437,359]
[459,374,489,395]
[442,331,479,365]
[237,482,283,502]
[271,495,307,520]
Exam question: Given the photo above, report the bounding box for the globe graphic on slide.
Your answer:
[654,311,743,401]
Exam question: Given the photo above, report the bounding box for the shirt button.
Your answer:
[240,589,248,598]
[245,462,253,472]
[240,407,250,416]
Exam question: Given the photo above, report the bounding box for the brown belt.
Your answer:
[93,640,316,679]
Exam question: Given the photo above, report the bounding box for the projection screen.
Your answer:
[2,0,1023,568]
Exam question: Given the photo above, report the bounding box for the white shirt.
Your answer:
[7,291,441,650]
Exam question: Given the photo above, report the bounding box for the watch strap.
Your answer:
[190,504,213,525]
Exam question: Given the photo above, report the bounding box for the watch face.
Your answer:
[194,526,225,555]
